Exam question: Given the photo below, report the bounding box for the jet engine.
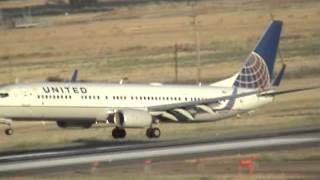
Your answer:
[114,109,152,128]
[56,121,94,129]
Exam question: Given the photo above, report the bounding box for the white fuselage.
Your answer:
[0,82,274,122]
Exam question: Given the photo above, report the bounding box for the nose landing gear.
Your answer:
[5,128,13,136]
[0,119,13,136]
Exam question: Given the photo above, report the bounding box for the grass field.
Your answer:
[0,0,320,82]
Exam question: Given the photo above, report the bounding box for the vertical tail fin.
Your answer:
[233,20,283,90]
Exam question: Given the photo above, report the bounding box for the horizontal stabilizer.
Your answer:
[260,86,320,97]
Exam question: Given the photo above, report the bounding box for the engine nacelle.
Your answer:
[56,121,93,129]
[114,109,152,128]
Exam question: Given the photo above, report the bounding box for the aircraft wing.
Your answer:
[148,88,256,112]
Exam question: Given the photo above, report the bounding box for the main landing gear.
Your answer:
[112,127,126,139]
[111,127,161,139]
[146,127,161,139]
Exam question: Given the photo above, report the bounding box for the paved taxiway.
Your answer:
[0,128,320,175]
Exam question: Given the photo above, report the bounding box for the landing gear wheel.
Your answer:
[112,128,126,139]
[152,127,161,138]
[119,129,126,138]
[5,128,13,136]
[146,128,153,138]
[146,127,161,139]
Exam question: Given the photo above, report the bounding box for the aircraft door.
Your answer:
[21,88,32,107]
[17,88,35,118]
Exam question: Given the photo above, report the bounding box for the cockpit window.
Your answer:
[0,93,9,98]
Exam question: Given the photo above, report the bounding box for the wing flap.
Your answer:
[173,108,194,121]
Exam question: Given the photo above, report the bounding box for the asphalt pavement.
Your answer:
[0,127,320,176]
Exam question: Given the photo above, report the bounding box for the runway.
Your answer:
[0,127,320,176]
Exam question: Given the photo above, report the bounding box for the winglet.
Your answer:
[71,69,78,82]
[272,64,286,86]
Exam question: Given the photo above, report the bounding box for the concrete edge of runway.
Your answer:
[1,126,320,163]
[0,127,319,175]
[1,126,320,162]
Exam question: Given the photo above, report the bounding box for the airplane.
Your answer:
[0,20,318,139]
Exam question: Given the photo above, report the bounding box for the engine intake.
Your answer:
[114,109,152,128]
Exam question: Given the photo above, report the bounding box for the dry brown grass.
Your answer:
[0,0,319,83]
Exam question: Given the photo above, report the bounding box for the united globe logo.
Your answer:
[233,52,271,90]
